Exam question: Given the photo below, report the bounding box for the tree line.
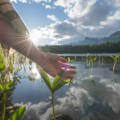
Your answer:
[40,41,120,54]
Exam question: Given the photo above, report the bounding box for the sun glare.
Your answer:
[29,30,41,45]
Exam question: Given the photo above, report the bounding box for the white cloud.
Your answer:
[47,15,58,22]
[11,0,120,44]
[11,0,51,3]
[45,4,51,9]
[34,0,47,3]
[29,0,120,45]
[100,9,120,26]
[29,20,85,45]
[29,23,62,45]
[18,65,120,120]
[11,0,27,3]
[23,102,50,120]
[23,79,120,119]
[55,0,96,18]
[112,0,120,7]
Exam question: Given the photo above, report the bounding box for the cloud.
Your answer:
[11,0,28,3]
[30,0,120,45]
[23,102,50,120]
[29,20,83,45]
[47,15,58,22]
[10,0,51,3]
[23,75,120,120]
[54,0,97,18]
[54,0,117,26]
[14,61,120,120]
[53,0,120,38]
[29,26,58,45]
[100,9,120,26]
[80,0,115,26]
[22,86,94,120]
[11,0,120,44]
[45,4,51,9]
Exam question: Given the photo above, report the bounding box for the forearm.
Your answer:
[0,19,46,66]
[2,36,46,66]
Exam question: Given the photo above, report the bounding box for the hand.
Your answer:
[40,52,76,79]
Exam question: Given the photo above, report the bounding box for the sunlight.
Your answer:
[29,30,42,45]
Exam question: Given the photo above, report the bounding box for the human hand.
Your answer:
[40,52,76,79]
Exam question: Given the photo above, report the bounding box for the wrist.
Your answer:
[37,50,48,66]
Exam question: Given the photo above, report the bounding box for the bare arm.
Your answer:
[0,1,76,78]
[0,18,47,66]
[0,18,76,78]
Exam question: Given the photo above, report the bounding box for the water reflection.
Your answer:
[13,61,120,120]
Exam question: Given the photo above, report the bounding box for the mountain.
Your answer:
[84,37,102,45]
[59,38,101,45]
[59,31,120,45]
[103,31,120,43]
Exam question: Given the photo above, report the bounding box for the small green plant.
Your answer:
[67,57,73,63]
[111,56,120,82]
[9,106,26,120]
[86,56,97,75]
[0,45,26,120]
[111,56,120,73]
[40,70,70,120]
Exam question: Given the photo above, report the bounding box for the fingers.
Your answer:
[58,57,67,63]
[43,54,76,79]
[58,60,76,69]
[60,68,76,79]
[57,60,76,79]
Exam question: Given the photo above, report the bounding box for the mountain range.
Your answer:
[59,31,120,45]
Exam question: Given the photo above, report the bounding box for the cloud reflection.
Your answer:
[22,65,120,120]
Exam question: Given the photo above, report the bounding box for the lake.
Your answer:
[12,54,120,120]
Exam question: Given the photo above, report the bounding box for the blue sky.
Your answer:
[12,1,67,29]
[11,0,120,45]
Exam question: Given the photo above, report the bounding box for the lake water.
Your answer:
[12,56,120,120]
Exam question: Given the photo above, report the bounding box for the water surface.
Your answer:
[12,56,120,120]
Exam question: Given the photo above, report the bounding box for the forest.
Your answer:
[40,41,120,54]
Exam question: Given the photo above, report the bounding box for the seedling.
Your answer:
[111,56,120,73]
[40,70,70,120]
[9,106,26,120]
[86,56,97,75]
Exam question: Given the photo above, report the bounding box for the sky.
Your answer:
[11,0,120,45]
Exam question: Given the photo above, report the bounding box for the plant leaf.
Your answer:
[62,79,71,84]
[0,84,4,91]
[67,57,71,63]
[53,79,70,92]
[9,106,26,120]
[52,75,60,89]
[40,70,52,91]
[5,81,14,91]
[9,61,14,73]
[0,46,5,71]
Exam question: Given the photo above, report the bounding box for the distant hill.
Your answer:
[41,31,120,53]
[103,31,120,43]
[41,41,120,53]
[59,31,120,45]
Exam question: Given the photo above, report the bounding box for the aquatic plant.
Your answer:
[67,57,73,63]
[111,56,120,73]
[40,68,71,120]
[0,46,26,120]
[86,56,97,66]
[86,56,97,75]
[9,106,26,120]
